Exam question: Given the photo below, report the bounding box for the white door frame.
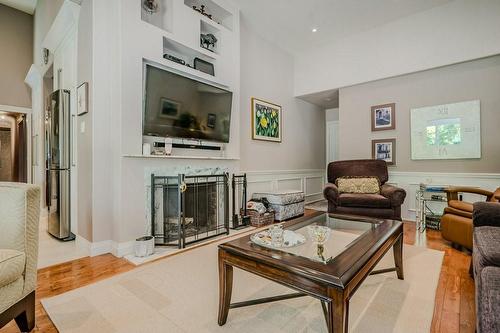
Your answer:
[326,120,339,166]
[0,104,32,183]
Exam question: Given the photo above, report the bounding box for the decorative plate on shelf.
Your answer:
[250,230,306,249]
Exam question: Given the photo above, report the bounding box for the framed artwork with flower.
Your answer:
[251,98,282,142]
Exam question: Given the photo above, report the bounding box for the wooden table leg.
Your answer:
[327,289,348,333]
[393,234,404,280]
[218,249,233,326]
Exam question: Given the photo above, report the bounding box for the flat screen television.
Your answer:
[143,64,233,143]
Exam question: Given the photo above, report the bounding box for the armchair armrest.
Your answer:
[380,184,406,207]
[473,202,500,227]
[0,183,40,296]
[445,186,494,202]
[323,183,339,205]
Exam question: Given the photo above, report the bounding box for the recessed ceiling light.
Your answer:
[312,28,318,33]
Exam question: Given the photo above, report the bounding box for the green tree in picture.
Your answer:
[255,104,279,138]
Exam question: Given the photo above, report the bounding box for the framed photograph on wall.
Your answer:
[372,138,396,165]
[371,103,395,131]
[77,82,88,116]
[251,98,282,142]
[159,98,181,119]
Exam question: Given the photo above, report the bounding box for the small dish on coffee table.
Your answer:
[250,229,305,249]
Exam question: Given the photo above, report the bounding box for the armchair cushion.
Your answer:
[0,249,25,288]
[444,206,472,219]
[380,184,406,207]
[473,202,500,227]
[323,183,339,204]
[338,193,391,208]
[336,176,380,194]
[449,200,473,213]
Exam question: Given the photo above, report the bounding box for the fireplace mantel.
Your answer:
[123,154,239,161]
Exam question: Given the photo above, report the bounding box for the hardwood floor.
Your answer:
[2,210,475,332]
[1,255,134,333]
[404,222,475,333]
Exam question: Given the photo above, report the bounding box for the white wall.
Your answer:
[33,0,64,73]
[294,0,500,96]
[76,0,93,241]
[338,55,500,173]
[239,18,325,171]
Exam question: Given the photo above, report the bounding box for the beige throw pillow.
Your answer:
[336,177,380,194]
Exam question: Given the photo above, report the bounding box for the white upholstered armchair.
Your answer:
[0,183,40,332]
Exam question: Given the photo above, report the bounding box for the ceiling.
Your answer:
[300,89,339,109]
[232,0,452,55]
[0,0,37,14]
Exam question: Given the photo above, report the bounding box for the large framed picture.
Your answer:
[251,98,282,142]
[372,138,396,165]
[371,103,395,131]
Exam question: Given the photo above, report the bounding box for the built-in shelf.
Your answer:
[141,0,173,33]
[200,20,221,55]
[123,154,239,160]
[184,0,233,31]
[157,54,228,87]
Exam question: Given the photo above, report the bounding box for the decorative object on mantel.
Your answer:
[194,57,215,76]
[142,142,151,155]
[142,0,159,14]
[371,103,395,131]
[163,53,185,65]
[192,4,212,19]
[164,137,173,155]
[200,33,217,52]
[251,98,282,142]
[372,138,396,165]
[77,82,88,116]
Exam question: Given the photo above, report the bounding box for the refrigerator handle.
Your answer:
[46,170,51,208]
[72,114,76,167]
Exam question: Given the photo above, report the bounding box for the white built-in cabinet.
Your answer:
[121,0,241,158]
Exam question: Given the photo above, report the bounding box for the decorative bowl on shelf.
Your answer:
[307,225,331,245]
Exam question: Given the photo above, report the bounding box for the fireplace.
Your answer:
[151,173,229,248]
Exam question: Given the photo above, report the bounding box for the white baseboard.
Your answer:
[112,240,135,258]
[89,240,113,257]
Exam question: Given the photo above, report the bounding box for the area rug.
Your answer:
[42,233,444,333]
[305,200,328,212]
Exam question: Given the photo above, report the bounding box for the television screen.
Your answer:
[143,64,232,143]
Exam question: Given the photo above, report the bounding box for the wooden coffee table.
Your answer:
[217,211,403,332]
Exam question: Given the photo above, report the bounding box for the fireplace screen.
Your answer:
[151,173,229,248]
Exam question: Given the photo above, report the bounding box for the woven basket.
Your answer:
[241,209,275,227]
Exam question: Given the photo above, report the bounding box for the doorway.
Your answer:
[326,120,339,165]
[0,111,29,182]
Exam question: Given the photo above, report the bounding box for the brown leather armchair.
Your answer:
[441,186,500,250]
[323,159,406,220]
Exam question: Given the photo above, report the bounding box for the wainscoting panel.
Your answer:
[388,171,500,221]
[245,169,325,204]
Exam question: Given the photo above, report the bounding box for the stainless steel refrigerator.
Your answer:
[45,89,75,241]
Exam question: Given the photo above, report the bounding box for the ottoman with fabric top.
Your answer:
[251,190,305,221]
